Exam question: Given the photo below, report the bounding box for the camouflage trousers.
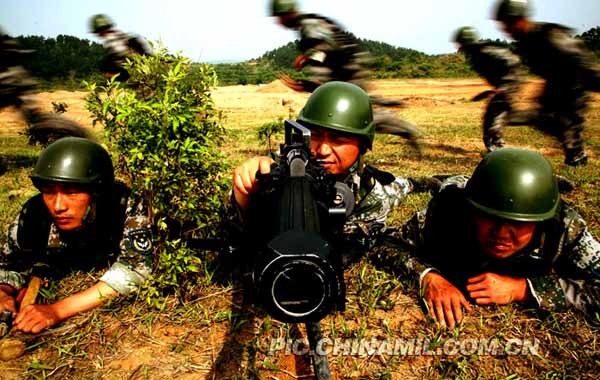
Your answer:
[509,84,588,166]
[482,92,510,152]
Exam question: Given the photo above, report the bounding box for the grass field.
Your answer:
[0,78,599,379]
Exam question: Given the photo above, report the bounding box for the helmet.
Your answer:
[89,14,114,33]
[465,148,559,222]
[270,0,297,16]
[493,0,531,22]
[298,81,375,150]
[30,137,114,191]
[453,26,479,46]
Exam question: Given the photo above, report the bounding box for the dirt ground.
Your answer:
[0,78,599,380]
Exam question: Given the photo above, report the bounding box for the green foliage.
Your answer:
[14,34,105,87]
[84,45,229,305]
[577,27,600,57]
[257,118,284,153]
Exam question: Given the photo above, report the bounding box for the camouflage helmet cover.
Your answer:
[89,14,114,33]
[453,26,480,46]
[270,0,297,16]
[493,0,531,22]
[30,137,114,191]
[298,81,375,149]
[466,148,559,222]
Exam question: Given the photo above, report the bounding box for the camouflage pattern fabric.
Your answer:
[379,176,600,316]
[0,34,39,119]
[510,23,600,165]
[0,189,153,295]
[463,44,523,151]
[99,30,150,81]
[295,13,371,91]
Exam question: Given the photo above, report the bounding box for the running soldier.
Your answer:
[453,26,523,152]
[89,14,151,82]
[0,137,153,333]
[268,0,422,153]
[493,0,600,166]
[0,28,89,144]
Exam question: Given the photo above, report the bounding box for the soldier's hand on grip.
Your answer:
[233,156,275,211]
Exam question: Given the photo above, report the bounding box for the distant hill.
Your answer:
[5,26,599,88]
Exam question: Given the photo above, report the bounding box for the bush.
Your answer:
[85,45,229,307]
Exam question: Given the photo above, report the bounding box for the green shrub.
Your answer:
[85,45,229,307]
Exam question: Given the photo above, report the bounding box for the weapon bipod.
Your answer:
[306,321,332,380]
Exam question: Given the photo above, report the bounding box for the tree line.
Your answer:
[7,26,600,88]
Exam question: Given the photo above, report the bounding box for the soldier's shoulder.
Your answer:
[558,202,589,240]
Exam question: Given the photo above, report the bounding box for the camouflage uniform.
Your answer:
[227,165,416,262]
[509,23,600,165]
[99,30,150,81]
[378,176,600,315]
[463,43,523,151]
[0,183,153,295]
[290,13,371,92]
[0,32,39,121]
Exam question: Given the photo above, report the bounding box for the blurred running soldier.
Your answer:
[268,0,423,154]
[493,0,600,166]
[453,26,523,152]
[89,14,151,82]
[0,28,91,145]
[0,138,153,333]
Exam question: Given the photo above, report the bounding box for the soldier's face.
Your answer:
[309,127,361,176]
[41,183,93,231]
[473,213,537,259]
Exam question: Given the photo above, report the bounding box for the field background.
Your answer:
[0,78,599,379]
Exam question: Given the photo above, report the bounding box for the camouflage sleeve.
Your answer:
[0,213,26,290]
[99,193,153,295]
[548,28,600,88]
[300,18,335,63]
[527,211,600,315]
[482,45,523,94]
[370,207,436,288]
[345,176,413,247]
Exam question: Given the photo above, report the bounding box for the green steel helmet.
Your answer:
[270,0,297,16]
[465,148,559,222]
[89,14,114,33]
[30,137,114,190]
[298,81,375,150]
[493,0,531,22]
[453,26,480,46]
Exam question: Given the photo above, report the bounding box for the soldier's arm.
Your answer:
[299,18,336,64]
[527,214,600,315]
[548,28,600,86]
[99,194,153,295]
[0,213,27,292]
[371,208,437,286]
[14,281,117,333]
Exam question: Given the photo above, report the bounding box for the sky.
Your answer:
[1,0,599,63]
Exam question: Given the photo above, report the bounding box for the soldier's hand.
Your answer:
[0,286,17,315]
[233,156,275,210]
[422,271,472,329]
[293,54,309,70]
[14,304,60,333]
[466,272,528,305]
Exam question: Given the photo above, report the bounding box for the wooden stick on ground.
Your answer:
[0,276,42,361]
